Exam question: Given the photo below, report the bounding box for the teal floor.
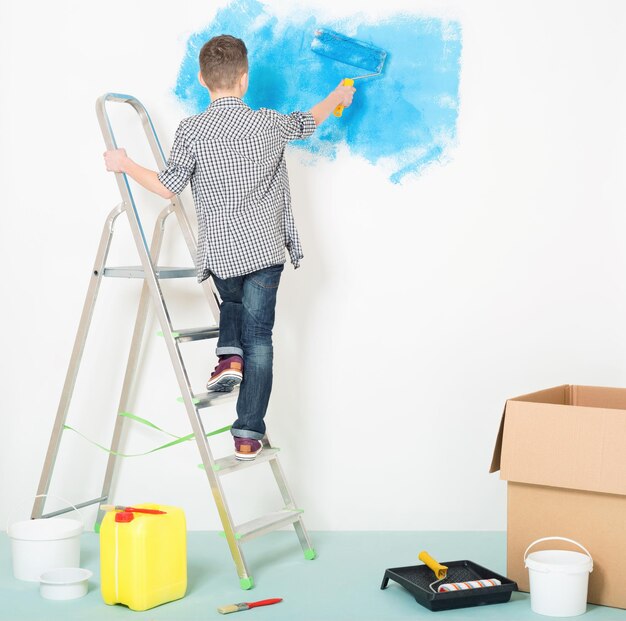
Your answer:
[1,531,623,620]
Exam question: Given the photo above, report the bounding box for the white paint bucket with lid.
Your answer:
[524,537,593,617]
[7,495,84,582]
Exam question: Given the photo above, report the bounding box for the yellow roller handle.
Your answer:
[419,551,448,580]
[334,78,355,118]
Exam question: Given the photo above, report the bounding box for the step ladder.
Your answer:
[31,93,316,590]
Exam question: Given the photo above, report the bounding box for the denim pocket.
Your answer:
[250,264,284,289]
[214,273,243,297]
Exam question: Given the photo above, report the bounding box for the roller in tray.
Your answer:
[380,559,517,612]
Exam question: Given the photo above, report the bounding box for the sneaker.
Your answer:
[206,355,243,392]
[234,437,263,461]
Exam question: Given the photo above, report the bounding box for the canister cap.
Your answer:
[115,511,134,523]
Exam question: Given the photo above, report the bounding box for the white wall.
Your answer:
[2,0,626,531]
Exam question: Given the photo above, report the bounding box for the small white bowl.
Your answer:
[39,567,93,600]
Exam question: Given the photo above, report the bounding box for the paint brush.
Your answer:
[217,598,282,615]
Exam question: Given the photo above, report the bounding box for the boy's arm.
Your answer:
[104,149,174,199]
[268,81,356,142]
[309,81,356,126]
[104,121,196,199]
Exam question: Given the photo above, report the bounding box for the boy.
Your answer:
[104,34,355,460]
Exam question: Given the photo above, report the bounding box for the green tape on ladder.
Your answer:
[119,411,180,438]
[157,330,180,338]
[62,413,231,458]
[219,531,242,540]
[197,461,232,474]
[177,396,201,405]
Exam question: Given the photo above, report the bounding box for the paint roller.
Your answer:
[310,29,387,118]
[419,551,502,593]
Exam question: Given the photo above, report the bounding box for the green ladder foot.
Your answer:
[239,576,254,590]
[304,548,317,560]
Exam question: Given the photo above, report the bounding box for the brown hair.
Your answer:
[199,35,248,91]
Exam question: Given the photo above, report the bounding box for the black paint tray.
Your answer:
[381,560,517,612]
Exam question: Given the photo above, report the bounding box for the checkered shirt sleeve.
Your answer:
[157,121,196,194]
[260,109,317,142]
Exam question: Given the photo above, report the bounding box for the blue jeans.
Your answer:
[212,264,284,440]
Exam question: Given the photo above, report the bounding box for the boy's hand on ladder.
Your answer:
[104,148,129,173]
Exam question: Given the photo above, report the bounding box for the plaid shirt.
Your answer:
[157,97,317,281]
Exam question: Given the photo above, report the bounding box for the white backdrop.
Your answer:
[2,0,626,531]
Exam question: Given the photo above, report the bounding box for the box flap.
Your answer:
[499,398,626,495]
[489,410,506,473]
[490,385,569,473]
[570,385,626,410]
[509,384,571,406]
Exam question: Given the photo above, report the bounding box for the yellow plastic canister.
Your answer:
[100,503,187,611]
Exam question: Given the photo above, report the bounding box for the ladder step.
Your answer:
[192,389,239,408]
[171,326,220,342]
[211,447,280,475]
[235,509,304,543]
[103,266,196,279]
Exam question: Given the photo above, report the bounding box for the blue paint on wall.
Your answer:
[174,0,462,183]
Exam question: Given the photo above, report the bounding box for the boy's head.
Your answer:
[199,35,248,95]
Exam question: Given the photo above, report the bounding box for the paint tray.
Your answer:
[380,560,517,612]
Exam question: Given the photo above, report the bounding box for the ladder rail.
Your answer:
[95,205,175,530]
[95,93,221,321]
[93,206,249,582]
[265,434,315,556]
[33,203,125,519]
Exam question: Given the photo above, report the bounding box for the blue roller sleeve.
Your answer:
[311,28,387,73]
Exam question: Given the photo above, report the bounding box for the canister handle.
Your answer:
[524,537,592,565]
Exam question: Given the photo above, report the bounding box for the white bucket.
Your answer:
[7,494,84,582]
[524,537,593,617]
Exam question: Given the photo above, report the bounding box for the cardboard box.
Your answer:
[490,385,626,609]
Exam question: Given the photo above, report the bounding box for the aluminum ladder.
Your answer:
[32,93,316,590]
